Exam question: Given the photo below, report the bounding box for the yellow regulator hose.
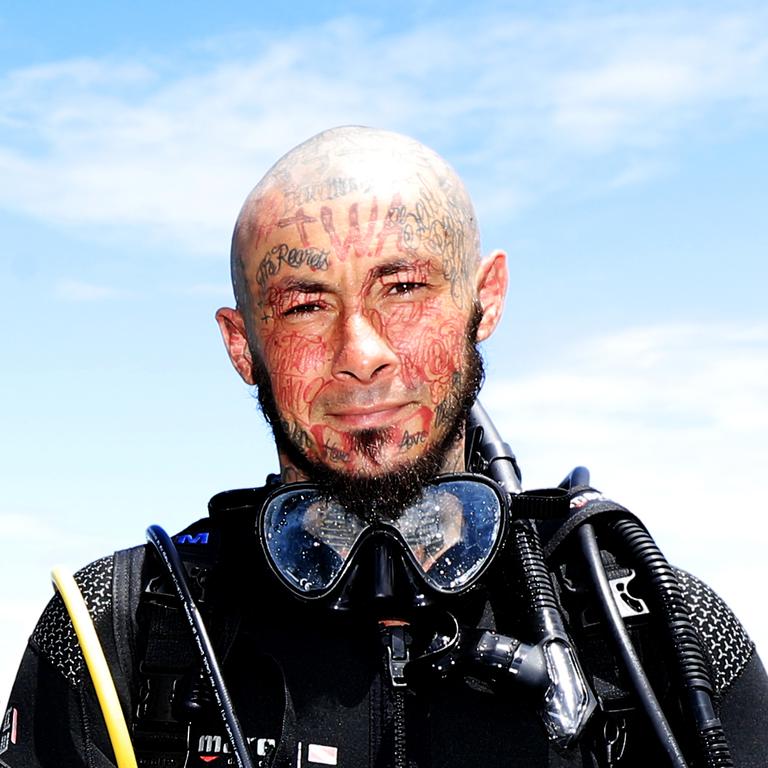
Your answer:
[51,566,138,768]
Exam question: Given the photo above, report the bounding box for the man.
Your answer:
[3,126,767,767]
[216,126,504,495]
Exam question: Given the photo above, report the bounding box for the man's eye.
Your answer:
[283,302,323,317]
[386,281,427,296]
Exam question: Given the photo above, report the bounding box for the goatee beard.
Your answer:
[252,305,485,522]
[348,427,394,464]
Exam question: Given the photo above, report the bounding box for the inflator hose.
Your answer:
[562,468,688,765]
[609,517,734,768]
[578,527,689,767]
[52,567,139,768]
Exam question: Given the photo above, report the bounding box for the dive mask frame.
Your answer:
[257,472,508,606]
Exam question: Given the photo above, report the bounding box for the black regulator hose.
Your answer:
[560,468,689,766]
[146,525,256,768]
[468,401,595,746]
[610,517,734,767]
[565,471,733,765]
[469,401,570,641]
[468,402,559,636]
[466,399,522,494]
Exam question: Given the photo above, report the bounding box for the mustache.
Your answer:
[314,383,419,412]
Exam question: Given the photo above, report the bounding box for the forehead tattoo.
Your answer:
[232,127,481,314]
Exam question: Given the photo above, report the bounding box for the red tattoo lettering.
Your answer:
[321,200,379,261]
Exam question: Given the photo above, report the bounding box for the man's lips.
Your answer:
[325,402,414,429]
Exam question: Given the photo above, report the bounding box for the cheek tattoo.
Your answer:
[246,166,477,471]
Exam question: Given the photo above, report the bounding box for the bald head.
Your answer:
[230,126,481,317]
[216,125,508,481]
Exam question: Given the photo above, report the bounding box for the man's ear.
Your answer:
[215,307,257,385]
[474,249,508,341]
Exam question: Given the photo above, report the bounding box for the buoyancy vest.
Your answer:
[124,484,699,768]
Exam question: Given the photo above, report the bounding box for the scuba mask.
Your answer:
[258,473,507,613]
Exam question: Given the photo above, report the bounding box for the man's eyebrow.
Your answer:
[270,277,331,295]
[367,259,435,282]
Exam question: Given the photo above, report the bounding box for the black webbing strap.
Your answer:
[264,654,298,768]
[501,485,643,562]
[112,546,148,707]
[507,487,571,520]
[116,528,295,767]
[541,486,644,562]
[130,539,242,763]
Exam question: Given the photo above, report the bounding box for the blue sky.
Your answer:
[2,1,767,702]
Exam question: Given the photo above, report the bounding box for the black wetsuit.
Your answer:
[3,483,768,767]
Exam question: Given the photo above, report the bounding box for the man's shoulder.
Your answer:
[675,567,756,697]
[27,509,222,681]
[29,552,125,686]
[28,481,276,674]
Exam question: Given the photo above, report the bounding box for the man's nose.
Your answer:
[332,311,398,383]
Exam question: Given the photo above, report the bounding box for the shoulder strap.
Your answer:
[120,515,296,767]
[111,545,147,706]
[540,486,640,561]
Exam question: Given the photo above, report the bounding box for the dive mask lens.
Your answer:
[260,488,364,596]
[396,479,504,591]
[259,475,506,601]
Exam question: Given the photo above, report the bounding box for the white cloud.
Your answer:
[607,159,668,188]
[1,512,60,542]
[0,9,767,253]
[0,507,125,708]
[0,594,52,710]
[3,57,154,92]
[481,321,768,654]
[546,12,768,147]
